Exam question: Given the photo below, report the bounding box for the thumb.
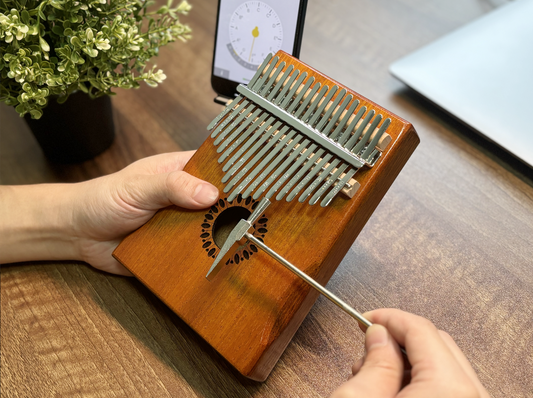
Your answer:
[331,324,403,398]
[121,170,219,211]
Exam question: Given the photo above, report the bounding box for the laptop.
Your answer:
[389,0,533,169]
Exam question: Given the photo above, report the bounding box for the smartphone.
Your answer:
[211,0,308,100]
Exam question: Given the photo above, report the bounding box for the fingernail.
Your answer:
[193,183,219,205]
[366,324,389,351]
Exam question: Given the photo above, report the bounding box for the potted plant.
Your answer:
[0,0,191,163]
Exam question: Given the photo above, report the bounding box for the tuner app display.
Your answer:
[213,1,301,85]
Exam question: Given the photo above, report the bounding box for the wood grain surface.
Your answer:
[2,0,532,397]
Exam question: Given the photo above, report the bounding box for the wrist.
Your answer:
[0,184,81,264]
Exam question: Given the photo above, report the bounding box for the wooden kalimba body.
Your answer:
[113,51,419,381]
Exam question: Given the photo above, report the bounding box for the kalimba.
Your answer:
[113,51,419,381]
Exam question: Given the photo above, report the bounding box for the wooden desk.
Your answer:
[2,0,532,396]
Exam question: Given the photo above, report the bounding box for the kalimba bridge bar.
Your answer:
[209,53,393,207]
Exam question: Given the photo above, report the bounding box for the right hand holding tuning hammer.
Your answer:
[331,309,490,398]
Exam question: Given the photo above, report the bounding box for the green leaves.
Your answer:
[1,0,192,118]
[82,47,98,57]
[29,108,43,118]
[50,1,65,11]
[70,36,82,48]
[51,25,63,35]
[21,10,30,25]
[143,68,166,87]
[86,28,94,41]
[39,37,50,52]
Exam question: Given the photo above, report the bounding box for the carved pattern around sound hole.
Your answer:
[200,195,268,263]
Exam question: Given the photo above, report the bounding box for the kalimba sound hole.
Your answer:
[212,206,252,249]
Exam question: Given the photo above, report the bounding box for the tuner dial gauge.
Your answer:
[227,1,283,70]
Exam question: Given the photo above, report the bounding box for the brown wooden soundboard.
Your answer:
[113,51,419,381]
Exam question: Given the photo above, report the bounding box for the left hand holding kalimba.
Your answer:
[0,151,219,275]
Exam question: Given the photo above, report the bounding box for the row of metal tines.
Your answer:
[207,54,391,207]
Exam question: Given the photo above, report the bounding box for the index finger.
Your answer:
[125,151,196,175]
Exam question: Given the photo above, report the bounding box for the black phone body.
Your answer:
[211,0,307,100]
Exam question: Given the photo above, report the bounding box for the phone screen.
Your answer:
[213,1,304,88]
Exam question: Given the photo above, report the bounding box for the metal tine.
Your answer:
[267,64,294,101]
[320,168,357,207]
[344,109,375,150]
[300,84,328,122]
[223,120,282,183]
[250,56,280,93]
[286,154,333,202]
[216,108,263,153]
[275,148,324,200]
[316,90,349,133]
[366,149,380,164]
[222,116,275,172]
[207,94,244,131]
[214,104,258,145]
[248,53,273,89]
[218,113,269,163]
[211,99,251,138]
[351,114,382,154]
[279,72,308,108]
[211,100,252,139]
[293,83,323,120]
[329,98,359,141]
[238,129,297,199]
[299,159,342,203]
[309,163,348,205]
[225,126,288,197]
[308,86,341,128]
[361,118,391,160]
[266,143,318,199]
[286,76,315,114]
[222,118,281,179]
[274,68,300,105]
[259,61,286,97]
[256,138,311,199]
[337,106,366,146]
[243,132,302,198]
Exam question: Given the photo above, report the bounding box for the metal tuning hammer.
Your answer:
[205,197,408,356]
[206,198,372,326]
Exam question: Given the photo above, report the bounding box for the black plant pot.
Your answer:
[25,92,115,164]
